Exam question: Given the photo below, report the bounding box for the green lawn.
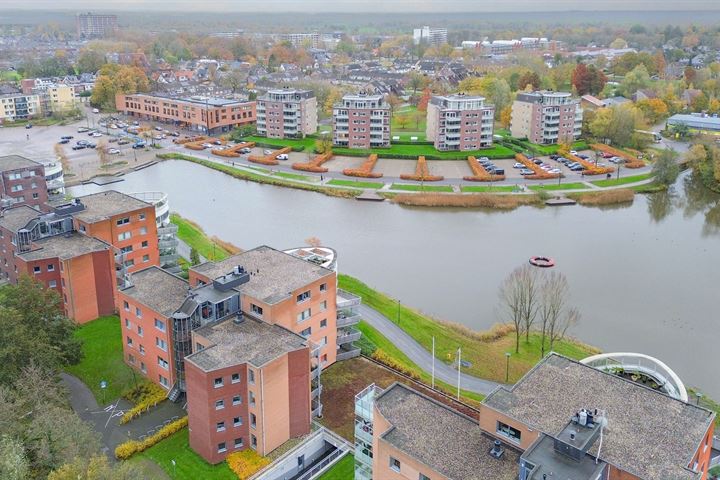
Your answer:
[331,143,515,160]
[392,105,426,134]
[65,315,135,403]
[272,171,317,182]
[529,182,588,191]
[591,173,653,187]
[241,135,317,151]
[318,454,354,479]
[131,429,235,480]
[460,185,518,193]
[170,213,232,262]
[327,179,385,189]
[339,274,600,385]
[390,183,454,192]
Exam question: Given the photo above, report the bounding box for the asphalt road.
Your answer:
[357,304,502,395]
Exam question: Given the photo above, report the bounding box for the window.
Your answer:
[390,457,401,472]
[320,336,327,346]
[48,280,57,288]
[79,224,86,233]
[125,318,130,329]
[126,336,133,347]
[419,474,431,480]
[217,442,227,453]
[234,438,243,449]
[249,391,256,407]
[156,337,167,351]
[215,399,225,410]
[120,245,133,254]
[128,353,135,364]
[124,301,129,311]
[251,303,263,316]
[321,354,327,363]
[297,308,311,323]
[233,416,242,427]
[216,421,226,432]
[33,266,41,274]
[47,264,54,272]
[232,395,242,406]
[117,217,130,225]
[140,362,147,373]
[214,377,224,388]
[248,369,255,384]
[137,325,143,337]
[159,375,169,387]
[320,319,327,329]
[300,327,312,338]
[142,254,150,263]
[231,373,240,384]
[320,283,327,292]
[251,435,257,449]
[157,356,168,370]
[139,213,146,220]
[296,290,310,303]
[118,231,131,241]
[195,342,205,351]
[135,307,142,318]
[11,185,23,192]
[250,413,256,428]
[139,227,147,235]
[319,300,327,311]
[154,318,165,332]
[497,422,521,443]
[141,240,148,248]
[124,259,135,268]
[139,345,146,355]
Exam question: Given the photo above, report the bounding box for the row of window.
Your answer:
[116,213,145,226]
[217,435,255,454]
[299,319,328,338]
[214,370,254,389]
[388,456,431,480]
[6,170,37,180]
[10,182,39,192]
[117,227,148,242]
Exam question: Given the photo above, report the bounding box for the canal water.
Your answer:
[68,161,720,398]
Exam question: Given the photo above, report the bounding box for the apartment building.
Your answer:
[0,92,42,123]
[333,93,391,149]
[412,26,448,46]
[278,32,320,49]
[426,94,495,151]
[510,90,583,145]
[256,88,317,139]
[115,93,256,135]
[0,155,49,209]
[76,13,118,38]
[356,353,716,480]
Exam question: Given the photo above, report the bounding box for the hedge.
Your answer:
[399,156,444,182]
[115,416,188,459]
[463,156,506,182]
[226,449,271,479]
[120,382,167,424]
[343,154,383,178]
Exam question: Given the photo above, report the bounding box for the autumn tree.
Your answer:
[652,149,680,186]
[314,134,333,154]
[386,93,402,115]
[684,66,697,86]
[407,72,428,96]
[48,455,143,480]
[517,70,541,91]
[500,105,512,129]
[396,113,410,130]
[417,88,432,112]
[90,64,149,110]
[571,63,607,96]
[305,236,322,247]
[609,38,628,49]
[589,104,648,148]
[620,64,652,96]
[636,98,669,124]
[77,49,106,73]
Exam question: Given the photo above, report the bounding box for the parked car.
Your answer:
[155,126,163,131]
[549,154,559,160]
[76,140,89,146]
[570,165,585,171]
[533,159,544,165]
[87,143,97,149]
[200,143,213,149]
[61,135,73,140]
[519,169,534,175]
[92,108,100,113]
[263,149,272,155]
[108,137,118,143]
[240,147,252,154]
[170,131,180,137]
[72,144,85,150]
[132,142,146,149]
[154,135,163,140]
[601,152,613,158]
[132,121,139,126]
[91,132,103,137]
[513,162,524,169]
[77,127,89,133]
[117,138,131,145]
[59,139,70,144]
[549,168,562,174]
[492,168,505,175]
[108,148,121,155]
[570,150,578,155]
[276,154,289,160]
[577,154,589,160]
[25,123,32,129]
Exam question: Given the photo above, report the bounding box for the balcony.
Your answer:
[157,224,178,235]
[337,289,361,308]
[160,253,178,264]
[337,327,361,345]
[312,405,323,418]
[158,238,178,249]
[311,384,323,400]
[337,346,361,361]
[311,366,321,380]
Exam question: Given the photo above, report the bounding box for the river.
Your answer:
[68,160,720,398]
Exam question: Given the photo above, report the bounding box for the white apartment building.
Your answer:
[510,91,583,145]
[426,94,495,151]
[333,93,391,149]
[413,26,448,46]
[256,88,318,139]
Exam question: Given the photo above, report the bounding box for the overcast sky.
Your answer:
[4,0,719,12]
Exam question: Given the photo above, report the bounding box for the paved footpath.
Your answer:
[358,304,502,395]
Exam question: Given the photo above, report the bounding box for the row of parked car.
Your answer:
[477,157,504,175]
[513,158,562,175]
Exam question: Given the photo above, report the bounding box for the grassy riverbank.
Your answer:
[156,153,359,199]
[567,189,635,205]
[339,274,600,384]
[392,192,542,209]
[170,213,239,262]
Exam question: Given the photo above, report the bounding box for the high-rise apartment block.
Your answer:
[510,90,583,145]
[0,92,41,123]
[426,94,495,151]
[76,13,118,38]
[332,93,391,149]
[413,26,448,46]
[256,88,318,139]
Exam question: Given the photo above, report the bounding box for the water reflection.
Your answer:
[648,172,720,236]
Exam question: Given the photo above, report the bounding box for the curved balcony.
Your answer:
[129,192,170,225]
[580,352,688,402]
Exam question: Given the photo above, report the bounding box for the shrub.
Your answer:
[114,416,188,459]
[292,152,333,173]
[568,189,635,205]
[463,156,506,182]
[392,192,540,209]
[248,147,292,166]
[371,349,420,380]
[226,449,271,479]
[173,135,206,145]
[400,156,444,182]
[120,382,167,424]
[343,154,383,178]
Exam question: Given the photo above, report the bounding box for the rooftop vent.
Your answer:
[233,312,244,325]
[489,440,504,459]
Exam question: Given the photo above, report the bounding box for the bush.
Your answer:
[371,349,420,380]
[400,156,444,182]
[568,189,635,205]
[463,156,506,182]
[392,192,540,210]
[114,416,188,459]
[226,449,271,479]
[343,154,383,178]
[292,152,333,173]
[120,382,168,424]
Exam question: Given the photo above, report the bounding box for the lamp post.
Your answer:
[696,391,703,406]
[505,352,511,383]
[396,299,400,324]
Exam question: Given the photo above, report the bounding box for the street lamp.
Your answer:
[696,391,703,406]
[396,299,401,324]
[505,352,511,383]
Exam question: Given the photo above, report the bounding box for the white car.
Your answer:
[549,168,562,174]
[92,108,99,114]
[109,124,118,129]
[155,126,163,131]
[263,149,272,155]
[108,148,121,155]
[77,127,89,133]
[570,150,578,155]
[201,143,213,148]
[91,132,103,137]
[513,162,524,169]
[276,154,289,160]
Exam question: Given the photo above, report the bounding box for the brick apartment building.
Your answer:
[0,190,159,323]
[357,354,716,480]
[256,88,317,139]
[115,93,256,135]
[426,94,495,151]
[332,93,391,149]
[510,90,583,145]
[0,155,49,209]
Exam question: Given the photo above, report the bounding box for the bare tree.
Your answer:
[96,139,109,168]
[548,307,580,352]
[53,144,71,174]
[539,271,569,357]
[498,266,528,353]
[518,264,540,344]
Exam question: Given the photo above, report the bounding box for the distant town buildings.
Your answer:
[426,94,495,151]
[510,90,582,145]
[256,88,317,139]
[76,12,118,38]
[413,26,448,46]
[279,32,320,49]
[115,93,256,135]
[332,92,391,149]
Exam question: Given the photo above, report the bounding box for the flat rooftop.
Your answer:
[0,205,41,233]
[523,434,606,480]
[191,246,334,304]
[17,233,110,261]
[130,93,248,108]
[0,155,42,171]
[121,266,189,317]
[483,354,714,480]
[668,113,720,130]
[186,316,307,371]
[375,383,519,480]
[73,191,151,223]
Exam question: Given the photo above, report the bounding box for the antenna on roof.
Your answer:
[595,409,608,464]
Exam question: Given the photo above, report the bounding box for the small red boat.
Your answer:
[529,256,555,268]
